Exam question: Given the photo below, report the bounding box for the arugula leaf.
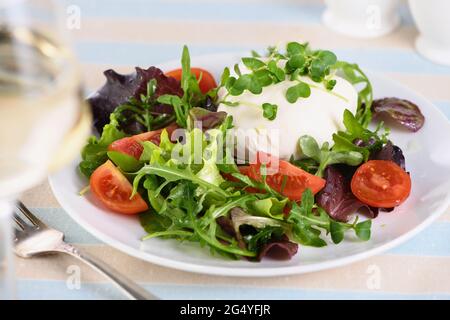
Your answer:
[112,78,175,133]
[79,114,126,177]
[334,61,373,127]
[157,45,207,128]
[141,180,255,258]
[298,135,363,177]
[134,128,231,201]
[332,109,389,160]
[202,194,257,228]
[287,189,372,246]
[231,172,284,199]
[245,226,284,252]
[287,189,328,247]
[289,157,318,174]
[133,162,229,200]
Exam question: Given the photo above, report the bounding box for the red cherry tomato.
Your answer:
[165,67,217,94]
[246,153,326,201]
[90,160,148,215]
[351,160,411,208]
[108,124,177,160]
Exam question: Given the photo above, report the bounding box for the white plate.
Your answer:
[49,53,450,277]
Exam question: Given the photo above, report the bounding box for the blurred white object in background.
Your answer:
[322,0,401,38]
[0,0,91,299]
[408,0,450,66]
[0,202,15,300]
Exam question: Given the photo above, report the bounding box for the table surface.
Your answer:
[17,0,450,300]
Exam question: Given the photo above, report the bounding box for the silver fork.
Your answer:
[13,201,157,300]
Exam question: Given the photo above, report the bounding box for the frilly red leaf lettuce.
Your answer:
[216,216,236,237]
[88,66,182,134]
[371,141,405,170]
[372,97,425,132]
[317,166,378,222]
[257,235,298,261]
[188,107,227,130]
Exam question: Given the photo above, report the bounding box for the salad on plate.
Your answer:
[79,42,425,261]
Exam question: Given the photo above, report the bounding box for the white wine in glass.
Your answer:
[0,0,91,299]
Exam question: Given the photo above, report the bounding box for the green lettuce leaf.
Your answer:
[79,114,126,177]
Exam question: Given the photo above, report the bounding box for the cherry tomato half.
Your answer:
[351,160,411,208]
[108,123,178,160]
[90,160,148,215]
[223,153,325,201]
[165,67,217,94]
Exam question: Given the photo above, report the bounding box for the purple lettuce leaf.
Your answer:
[88,66,182,134]
[257,235,298,261]
[216,216,236,237]
[372,97,425,132]
[371,141,405,170]
[188,107,227,130]
[317,166,378,222]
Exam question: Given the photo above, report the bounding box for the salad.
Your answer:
[79,42,425,261]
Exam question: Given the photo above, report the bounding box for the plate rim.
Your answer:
[49,52,450,277]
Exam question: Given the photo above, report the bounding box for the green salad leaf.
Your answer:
[334,61,373,127]
[287,189,372,246]
[332,109,389,160]
[157,46,206,128]
[247,197,289,220]
[298,135,363,177]
[262,103,278,120]
[244,226,285,252]
[79,114,126,177]
[112,79,175,133]
[107,151,141,172]
[79,43,378,262]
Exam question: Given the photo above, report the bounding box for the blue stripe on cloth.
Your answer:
[435,101,450,120]
[65,0,414,25]
[74,42,450,75]
[32,208,450,256]
[16,279,450,300]
[31,208,100,244]
[387,223,450,256]
[66,0,327,23]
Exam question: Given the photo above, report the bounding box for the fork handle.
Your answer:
[55,242,158,300]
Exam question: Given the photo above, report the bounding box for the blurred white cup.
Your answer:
[0,202,15,300]
[408,0,450,66]
[322,0,401,38]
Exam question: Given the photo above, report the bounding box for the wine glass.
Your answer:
[0,0,91,299]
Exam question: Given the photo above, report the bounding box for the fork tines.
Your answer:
[15,201,46,229]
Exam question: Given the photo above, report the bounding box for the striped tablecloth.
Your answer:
[17,0,450,300]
